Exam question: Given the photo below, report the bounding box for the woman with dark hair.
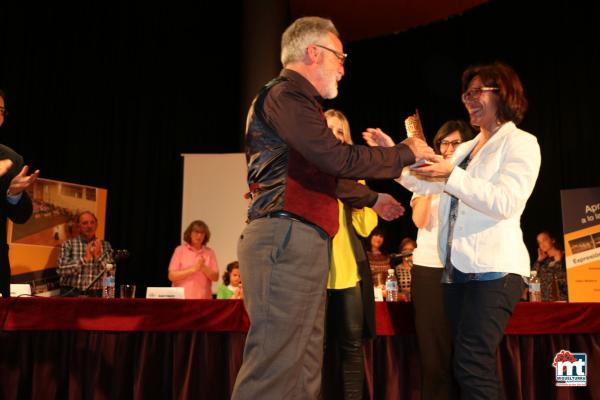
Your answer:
[168,220,218,299]
[367,226,391,293]
[533,230,567,301]
[365,62,541,399]
[406,119,475,399]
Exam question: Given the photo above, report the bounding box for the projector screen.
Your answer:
[181,153,248,294]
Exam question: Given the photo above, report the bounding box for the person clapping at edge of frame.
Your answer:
[217,261,243,299]
[168,220,218,299]
[364,62,541,400]
[0,89,40,298]
[57,211,114,297]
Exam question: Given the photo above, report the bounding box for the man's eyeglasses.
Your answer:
[0,107,7,117]
[461,86,498,103]
[313,44,347,65]
[439,139,462,150]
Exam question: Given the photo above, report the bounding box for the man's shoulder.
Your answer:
[266,71,316,102]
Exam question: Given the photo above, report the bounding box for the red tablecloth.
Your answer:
[2,297,600,335]
[0,297,249,332]
[375,301,600,335]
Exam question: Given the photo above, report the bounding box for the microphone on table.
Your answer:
[389,251,413,266]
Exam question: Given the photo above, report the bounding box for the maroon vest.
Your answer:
[245,77,338,236]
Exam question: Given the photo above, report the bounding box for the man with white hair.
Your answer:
[233,17,434,399]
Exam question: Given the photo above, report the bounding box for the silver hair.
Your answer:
[281,17,339,67]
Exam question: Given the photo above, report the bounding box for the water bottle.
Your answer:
[385,269,398,302]
[529,270,542,302]
[103,263,116,299]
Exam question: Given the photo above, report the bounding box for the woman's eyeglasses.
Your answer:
[439,139,462,150]
[461,86,498,103]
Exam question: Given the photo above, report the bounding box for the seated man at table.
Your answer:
[57,211,114,297]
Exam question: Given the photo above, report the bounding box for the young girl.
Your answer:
[217,261,243,299]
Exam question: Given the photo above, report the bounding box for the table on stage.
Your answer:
[1,298,598,399]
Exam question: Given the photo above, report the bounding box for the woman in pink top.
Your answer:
[168,220,219,299]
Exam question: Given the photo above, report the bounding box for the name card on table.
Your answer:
[146,287,185,299]
[10,284,32,297]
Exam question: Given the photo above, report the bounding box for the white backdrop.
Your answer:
[181,153,248,294]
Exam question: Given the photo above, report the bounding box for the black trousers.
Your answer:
[444,274,523,400]
[326,284,365,400]
[411,265,457,400]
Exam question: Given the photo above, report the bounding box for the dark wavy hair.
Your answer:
[462,62,528,124]
[399,237,417,253]
[537,230,562,250]
[222,261,240,286]
[183,220,210,245]
[432,120,474,154]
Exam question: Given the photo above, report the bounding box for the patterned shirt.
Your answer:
[442,153,507,284]
[532,256,568,301]
[57,235,114,290]
[368,252,391,287]
[395,263,412,300]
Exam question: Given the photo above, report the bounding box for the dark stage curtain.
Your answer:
[326,0,600,253]
[2,331,598,399]
[0,330,246,400]
[0,4,244,293]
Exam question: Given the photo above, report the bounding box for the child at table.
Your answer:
[217,261,243,299]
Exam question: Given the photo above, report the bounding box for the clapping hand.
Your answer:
[8,165,40,196]
[234,285,244,299]
[84,239,102,262]
[194,258,206,272]
[362,128,395,147]
[372,193,405,221]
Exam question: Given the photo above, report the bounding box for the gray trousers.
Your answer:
[232,217,330,400]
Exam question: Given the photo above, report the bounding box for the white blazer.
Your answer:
[398,121,541,277]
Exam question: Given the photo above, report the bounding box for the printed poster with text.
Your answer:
[560,186,600,302]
